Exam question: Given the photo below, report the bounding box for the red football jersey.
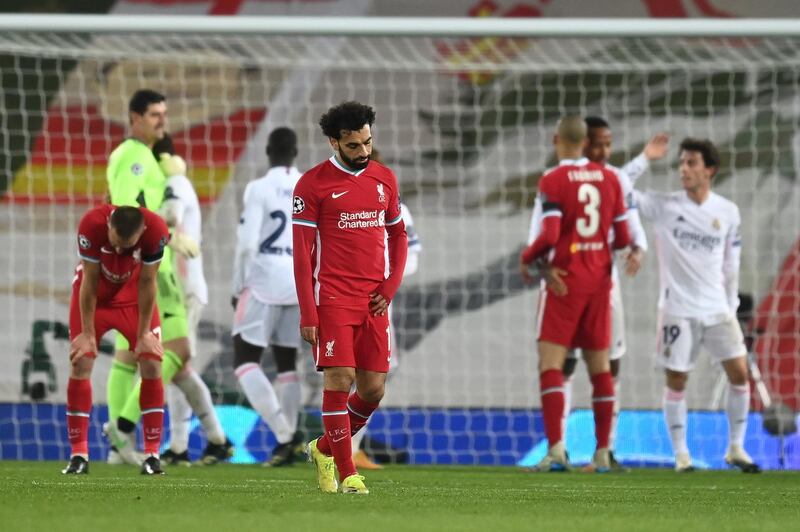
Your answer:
[292,156,404,308]
[532,158,627,294]
[75,204,170,306]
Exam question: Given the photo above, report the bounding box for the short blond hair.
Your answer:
[557,115,587,145]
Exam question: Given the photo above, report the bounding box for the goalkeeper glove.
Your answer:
[169,231,200,258]
[158,153,187,177]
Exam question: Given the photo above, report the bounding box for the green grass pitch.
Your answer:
[1,462,798,532]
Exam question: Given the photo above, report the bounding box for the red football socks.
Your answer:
[66,378,92,457]
[140,377,164,456]
[540,369,565,447]
[318,390,356,480]
[591,372,615,449]
[348,392,379,437]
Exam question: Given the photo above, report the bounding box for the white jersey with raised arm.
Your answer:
[634,189,742,320]
[606,159,648,252]
[164,173,207,305]
[233,166,302,305]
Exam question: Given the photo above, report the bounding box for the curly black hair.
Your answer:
[319,101,376,139]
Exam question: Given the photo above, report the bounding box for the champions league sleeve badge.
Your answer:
[293,196,305,214]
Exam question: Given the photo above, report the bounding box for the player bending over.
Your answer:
[63,205,169,475]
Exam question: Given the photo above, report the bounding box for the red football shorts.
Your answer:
[536,287,611,350]
[69,283,161,357]
[315,304,391,373]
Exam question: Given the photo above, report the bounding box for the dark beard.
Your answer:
[338,148,370,171]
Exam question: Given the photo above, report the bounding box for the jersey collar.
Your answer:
[558,157,589,166]
[329,155,367,177]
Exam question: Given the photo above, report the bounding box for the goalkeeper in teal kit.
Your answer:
[104,89,232,469]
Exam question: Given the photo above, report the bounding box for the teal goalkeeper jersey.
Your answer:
[106,137,173,273]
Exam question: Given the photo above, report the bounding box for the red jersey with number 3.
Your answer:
[75,204,170,307]
[537,158,627,294]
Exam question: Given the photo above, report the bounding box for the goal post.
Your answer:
[1,15,798,468]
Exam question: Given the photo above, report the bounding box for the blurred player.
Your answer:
[349,147,422,470]
[153,134,230,466]
[293,102,408,494]
[551,118,668,471]
[105,90,232,466]
[633,138,760,473]
[63,205,169,475]
[520,116,631,473]
[231,127,304,466]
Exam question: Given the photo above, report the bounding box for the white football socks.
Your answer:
[561,376,573,441]
[609,379,621,450]
[726,383,750,449]
[167,383,191,453]
[351,426,366,454]
[174,369,226,445]
[276,371,302,435]
[235,363,293,444]
[663,387,689,456]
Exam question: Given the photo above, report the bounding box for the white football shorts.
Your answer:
[232,288,301,349]
[655,311,746,372]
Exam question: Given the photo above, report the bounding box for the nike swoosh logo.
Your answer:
[331,435,348,443]
[101,247,114,254]
[331,191,349,199]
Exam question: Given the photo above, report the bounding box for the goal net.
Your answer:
[1,20,799,468]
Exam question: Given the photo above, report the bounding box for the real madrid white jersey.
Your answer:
[233,166,302,305]
[634,189,742,319]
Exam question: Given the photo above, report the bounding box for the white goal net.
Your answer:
[1,20,799,468]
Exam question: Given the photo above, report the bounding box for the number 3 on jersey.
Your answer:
[576,183,600,237]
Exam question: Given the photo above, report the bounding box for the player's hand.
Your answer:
[69,332,97,364]
[519,258,536,285]
[369,292,390,316]
[169,231,200,258]
[644,132,670,161]
[543,264,568,296]
[159,153,187,178]
[134,331,164,360]
[301,326,318,346]
[624,246,644,277]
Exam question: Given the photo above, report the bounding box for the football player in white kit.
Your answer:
[527,119,668,471]
[153,134,232,465]
[633,138,760,473]
[231,127,304,466]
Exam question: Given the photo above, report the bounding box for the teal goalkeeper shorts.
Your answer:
[114,270,188,350]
